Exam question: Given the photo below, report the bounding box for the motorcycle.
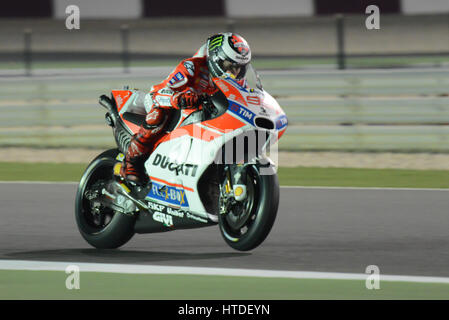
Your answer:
[75,66,288,251]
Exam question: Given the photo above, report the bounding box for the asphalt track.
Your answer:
[0,182,448,277]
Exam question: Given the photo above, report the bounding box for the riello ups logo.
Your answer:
[152,154,198,177]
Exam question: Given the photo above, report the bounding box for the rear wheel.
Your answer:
[75,149,136,249]
[218,164,279,251]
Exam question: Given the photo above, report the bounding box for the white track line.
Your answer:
[280,185,449,191]
[0,181,447,191]
[0,260,448,284]
[0,181,78,185]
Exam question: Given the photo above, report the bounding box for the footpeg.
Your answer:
[131,182,152,200]
[119,177,152,200]
[113,181,149,212]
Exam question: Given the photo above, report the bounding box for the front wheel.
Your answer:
[218,164,279,251]
[75,148,136,249]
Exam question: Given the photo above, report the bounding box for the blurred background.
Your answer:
[2,1,449,301]
[0,0,448,166]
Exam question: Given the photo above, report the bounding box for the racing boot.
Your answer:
[120,131,151,187]
[120,107,167,188]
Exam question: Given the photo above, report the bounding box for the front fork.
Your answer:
[221,164,248,208]
[229,164,248,202]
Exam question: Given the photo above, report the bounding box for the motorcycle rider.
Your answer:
[120,32,252,185]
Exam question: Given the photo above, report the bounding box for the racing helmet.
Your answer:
[206,33,251,80]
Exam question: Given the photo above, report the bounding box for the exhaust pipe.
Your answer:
[99,93,132,153]
[99,94,119,126]
[99,94,116,112]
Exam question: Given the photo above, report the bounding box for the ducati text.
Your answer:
[153,154,198,177]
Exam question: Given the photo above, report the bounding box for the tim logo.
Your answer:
[229,102,255,124]
[146,181,189,207]
[230,103,239,113]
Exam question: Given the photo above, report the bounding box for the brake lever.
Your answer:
[197,94,208,107]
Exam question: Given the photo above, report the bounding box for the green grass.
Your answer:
[0,162,448,188]
[277,167,449,188]
[0,270,448,300]
[0,162,86,182]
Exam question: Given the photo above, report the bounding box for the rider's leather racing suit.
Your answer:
[120,45,229,184]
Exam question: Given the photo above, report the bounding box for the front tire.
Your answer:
[218,164,279,251]
[75,148,136,249]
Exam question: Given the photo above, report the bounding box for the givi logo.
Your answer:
[152,211,174,227]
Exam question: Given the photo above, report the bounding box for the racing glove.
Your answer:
[172,90,199,109]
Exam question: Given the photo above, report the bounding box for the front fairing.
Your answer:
[211,75,288,141]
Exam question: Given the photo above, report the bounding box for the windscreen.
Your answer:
[245,64,263,90]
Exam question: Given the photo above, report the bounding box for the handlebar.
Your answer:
[197,94,215,115]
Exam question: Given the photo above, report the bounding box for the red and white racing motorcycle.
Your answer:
[75,67,288,251]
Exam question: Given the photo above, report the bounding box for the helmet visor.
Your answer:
[218,58,248,80]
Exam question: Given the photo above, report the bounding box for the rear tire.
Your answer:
[218,164,279,251]
[75,149,136,249]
